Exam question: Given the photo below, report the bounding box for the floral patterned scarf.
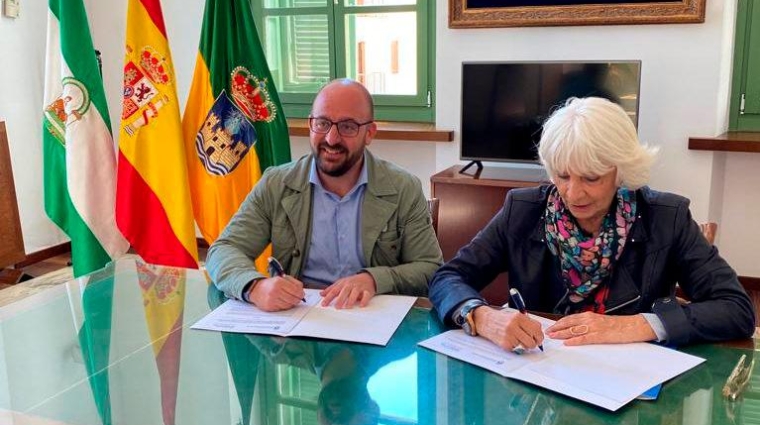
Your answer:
[544,186,637,313]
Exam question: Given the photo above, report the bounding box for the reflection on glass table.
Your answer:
[0,258,757,425]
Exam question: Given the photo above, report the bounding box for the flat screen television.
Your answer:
[460,61,641,166]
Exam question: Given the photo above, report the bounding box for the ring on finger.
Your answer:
[570,324,589,336]
[512,344,525,354]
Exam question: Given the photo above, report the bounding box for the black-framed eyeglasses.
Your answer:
[308,117,373,137]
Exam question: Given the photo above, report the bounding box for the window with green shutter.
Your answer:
[253,0,435,122]
[730,0,760,131]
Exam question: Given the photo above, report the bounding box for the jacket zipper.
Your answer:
[605,295,641,314]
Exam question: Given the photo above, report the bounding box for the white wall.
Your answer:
[717,153,760,276]
[0,0,67,252]
[2,1,757,276]
[0,0,437,260]
[435,0,760,276]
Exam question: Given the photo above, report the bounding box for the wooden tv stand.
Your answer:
[430,165,545,304]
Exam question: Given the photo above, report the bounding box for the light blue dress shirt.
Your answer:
[301,157,368,288]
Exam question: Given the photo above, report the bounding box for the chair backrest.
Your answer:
[0,121,25,269]
[427,198,440,235]
[699,222,718,245]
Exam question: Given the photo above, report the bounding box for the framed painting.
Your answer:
[449,0,707,28]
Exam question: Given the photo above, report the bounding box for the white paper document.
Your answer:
[192,289,416,346]
[419,314,705,411]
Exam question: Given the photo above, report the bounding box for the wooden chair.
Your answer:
[699,222,718,245]
[0,121,26,285]
[427,198,440,235]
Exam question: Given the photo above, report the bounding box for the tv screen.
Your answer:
[460,61,641,164]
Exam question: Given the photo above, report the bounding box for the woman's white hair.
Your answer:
[538,97,658,189]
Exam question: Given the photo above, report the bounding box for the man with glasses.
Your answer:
[207,79,443,312]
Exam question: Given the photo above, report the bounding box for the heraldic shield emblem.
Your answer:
[195,66,279,176]
[195,90,258,176]
[121,46,172,137]
[43,77,91,146]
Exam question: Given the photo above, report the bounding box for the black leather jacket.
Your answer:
[429,185,755,345]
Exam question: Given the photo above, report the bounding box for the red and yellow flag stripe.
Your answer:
[117,0,198,269]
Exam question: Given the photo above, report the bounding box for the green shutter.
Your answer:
[730,0,760,130]
[742,0,760,116]
[292,15,330,84]
[254,0,435,123]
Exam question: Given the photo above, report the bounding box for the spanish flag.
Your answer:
[182,0,291,251]
[116,0,198,269]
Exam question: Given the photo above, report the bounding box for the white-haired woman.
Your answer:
[430,97,755,350]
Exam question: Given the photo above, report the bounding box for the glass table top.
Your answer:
[0,258,758,425]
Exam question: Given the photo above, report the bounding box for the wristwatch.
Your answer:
[453,299,487,336]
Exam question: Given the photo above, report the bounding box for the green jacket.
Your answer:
[206,150,443,300]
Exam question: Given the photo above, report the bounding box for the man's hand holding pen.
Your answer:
[245,257,305,312]
[246,257,377,311]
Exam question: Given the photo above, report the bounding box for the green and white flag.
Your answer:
[43,0,128,277]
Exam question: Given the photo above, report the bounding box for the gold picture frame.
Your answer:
[449,0,707,28]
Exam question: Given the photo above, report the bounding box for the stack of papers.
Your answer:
[192,289,416,346]
[418,314,704,411]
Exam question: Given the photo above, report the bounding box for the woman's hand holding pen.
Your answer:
[248,275,305,312]
[474,307,544,352]
[546,312,656,345]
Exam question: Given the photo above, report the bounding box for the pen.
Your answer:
[268,256,306,303]
[509,288,544,352]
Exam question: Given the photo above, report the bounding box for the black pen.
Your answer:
[509,288,544,352]
[268,256,306,302]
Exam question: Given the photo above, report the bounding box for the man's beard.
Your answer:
[314,142,365,177]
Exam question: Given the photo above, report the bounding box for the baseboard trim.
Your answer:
[13,242,760,291]
[14,242,71,269]
[14,239,211,270]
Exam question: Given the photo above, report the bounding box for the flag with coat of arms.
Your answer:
[43,0,129,278]
[116,0,199,269]
[181,0,291,272]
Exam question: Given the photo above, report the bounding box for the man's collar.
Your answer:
[308,153,368,196]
